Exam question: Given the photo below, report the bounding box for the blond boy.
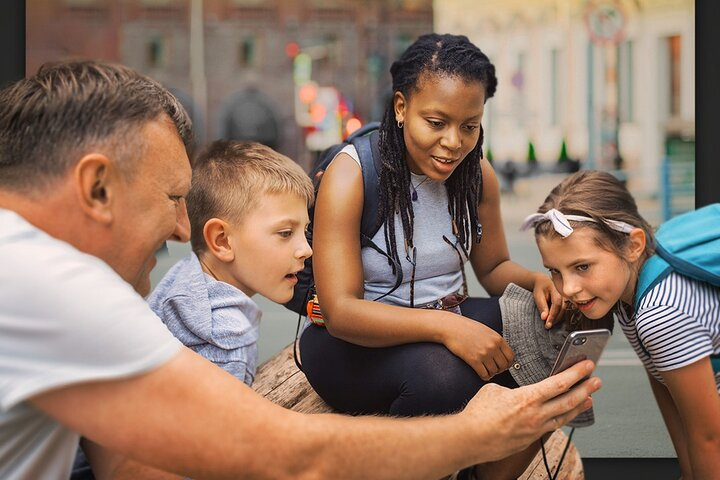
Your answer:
[148,141,313,385]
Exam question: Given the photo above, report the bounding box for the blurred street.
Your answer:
[152,170,674,460]
[21,0,694,474]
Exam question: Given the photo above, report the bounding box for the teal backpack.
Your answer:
[635,203,720,373]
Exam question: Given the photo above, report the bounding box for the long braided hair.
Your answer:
[377,33,498,280]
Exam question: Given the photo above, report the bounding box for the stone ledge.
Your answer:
[254,343,584,479]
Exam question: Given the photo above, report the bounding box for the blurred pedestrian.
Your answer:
[500,160,518,193]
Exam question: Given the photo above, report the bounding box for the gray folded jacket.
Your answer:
[500,283,596,428]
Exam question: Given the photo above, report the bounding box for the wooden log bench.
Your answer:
[253,343,584,479]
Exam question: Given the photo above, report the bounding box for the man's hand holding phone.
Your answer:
[462,360,602,462]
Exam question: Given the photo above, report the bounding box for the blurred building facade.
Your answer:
[27,0,432,168]
[435,0,695,195]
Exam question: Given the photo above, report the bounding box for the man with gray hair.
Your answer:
[0,60,601,479]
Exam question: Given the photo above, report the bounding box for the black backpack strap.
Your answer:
[351,130,403,299]
[352,131,381,239]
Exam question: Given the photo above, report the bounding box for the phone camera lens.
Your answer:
[572,337,587,346]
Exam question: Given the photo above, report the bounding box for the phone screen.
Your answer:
[550,328,611,376]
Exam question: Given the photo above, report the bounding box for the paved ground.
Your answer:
[152,171,675,459]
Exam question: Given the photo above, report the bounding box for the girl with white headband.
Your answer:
[524,170,720,478]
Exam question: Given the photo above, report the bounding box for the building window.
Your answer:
[550,48,560,126]
[324,33,340,67]
[393,33,413,62]
[239,36,256,68]
[147,36,165,68]
[392,0,432,10]
[668,35,681,117]
[309,0,351,8]
[309,33,341,70]
[512,51,526,128]
[64,0,101,6]
[141,0,178,6]
[230,0,269,5]
[618,40,633,123]
[64,0,105,12]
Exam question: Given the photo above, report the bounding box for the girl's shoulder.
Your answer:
[636,271,720,324]
[334,144,360,168]
[632,272,720,373]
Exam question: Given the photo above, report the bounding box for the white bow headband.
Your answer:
[520,208,636,238]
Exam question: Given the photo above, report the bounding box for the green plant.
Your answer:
[527,140,537,164]
[485,145,494,164]
[558,138,569,163]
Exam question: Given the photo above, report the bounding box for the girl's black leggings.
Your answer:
[298,296,519,417]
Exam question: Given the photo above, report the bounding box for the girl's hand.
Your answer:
[441,314,515,381]
[532,273,565,329]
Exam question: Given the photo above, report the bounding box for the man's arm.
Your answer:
[32,348,600,480]
[81,439,182,480]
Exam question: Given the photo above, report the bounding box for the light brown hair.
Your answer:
[534,170,655,259]
[187,141,314,254]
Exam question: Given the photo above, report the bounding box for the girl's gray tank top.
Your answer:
[337,144,467,307]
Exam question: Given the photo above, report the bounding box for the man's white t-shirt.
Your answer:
[0,209,183,479]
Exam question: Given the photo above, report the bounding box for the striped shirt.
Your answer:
[616,272,720,392]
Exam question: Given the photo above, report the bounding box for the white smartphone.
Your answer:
[550,328,611,376]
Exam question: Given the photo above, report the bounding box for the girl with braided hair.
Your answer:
[300,34,564,477]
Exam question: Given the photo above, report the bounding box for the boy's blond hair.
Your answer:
[187,141,314,254]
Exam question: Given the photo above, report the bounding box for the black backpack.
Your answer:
[284,121,402,318]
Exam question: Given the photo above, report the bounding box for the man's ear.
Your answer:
[74,154,114,224]
[203,218,235,263]
[393,91,406,125]
[626,228,647,263]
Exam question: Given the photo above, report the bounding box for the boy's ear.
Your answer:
[626,228,647,263]
[203,218,235,263]
[393,91,406,125]
[74,153,114,224]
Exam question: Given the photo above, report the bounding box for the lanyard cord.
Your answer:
[541,427,575,480]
